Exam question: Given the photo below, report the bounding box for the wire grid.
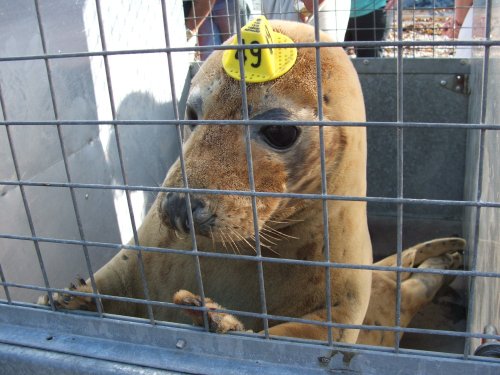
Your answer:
[0,0,499,367]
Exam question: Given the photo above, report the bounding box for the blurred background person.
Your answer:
[442,0,474,58]
[262,0,351,42]
[185,0,249,60]
[184,0,216,41]
[344,0,390,57]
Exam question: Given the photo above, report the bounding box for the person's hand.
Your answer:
[442,17,462,38]
[298,0,325,22]
[298,6,311,23]
[186,28,196,41]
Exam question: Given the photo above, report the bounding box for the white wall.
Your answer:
[0,0,189,302]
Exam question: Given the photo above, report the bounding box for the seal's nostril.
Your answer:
[162,193,213,235]
[191,199,205,212]
[161,195,168,214]
[163,193,187,233]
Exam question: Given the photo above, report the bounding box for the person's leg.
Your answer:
[348,8,386,57]
[344,16,357,44]
[186,0,217,34]
[455,7,473,58]
[198,16,222,60]
[372,8,387,55]
[212,0,236,43]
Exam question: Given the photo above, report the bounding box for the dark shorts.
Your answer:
[345,8,387,58]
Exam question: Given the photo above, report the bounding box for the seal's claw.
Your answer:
[37,278,99,312]
[174,289,245,333]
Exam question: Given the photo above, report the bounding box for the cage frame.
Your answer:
[1,0,499,373]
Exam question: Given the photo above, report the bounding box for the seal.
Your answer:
[37,20,465,345]
[39,19,372,344]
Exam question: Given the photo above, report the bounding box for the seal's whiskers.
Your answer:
[249,234,281,257]
[209,227,216,251]
[217,229,229,253]
[267,218,304,225]
[224,228,242,255]
[262,224,299,240]
[257,232,279,246]
[229,226,256,254]
[259,228,282,242]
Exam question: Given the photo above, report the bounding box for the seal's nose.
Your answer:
[161,193,214,235]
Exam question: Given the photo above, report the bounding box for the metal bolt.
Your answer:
[85,194,89,199]
[176,339,186,349]
[318,356,330,364]
[362,59,369,65]
[440,80,447,86]
[455,86,461,92]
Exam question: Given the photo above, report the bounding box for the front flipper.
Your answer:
[174,290,360,342]
[37,278,99,312]
[173,290,245,333]
[175,238,466,347]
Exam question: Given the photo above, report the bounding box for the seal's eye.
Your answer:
[185,105,198,130]
[261,125,299,149]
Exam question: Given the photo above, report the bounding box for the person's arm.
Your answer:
[186,0,216,35]
[442,0,473,38]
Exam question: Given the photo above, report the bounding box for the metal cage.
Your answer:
[1,0,499,373]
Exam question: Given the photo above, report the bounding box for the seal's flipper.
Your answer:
[374,237,465,281]
[173,290,245,334]
[358,238,465,347]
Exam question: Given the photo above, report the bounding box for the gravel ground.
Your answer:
[381,9,457,58]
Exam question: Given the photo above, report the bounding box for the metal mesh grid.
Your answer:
[0,0,499,372]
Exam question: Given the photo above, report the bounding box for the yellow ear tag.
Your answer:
[222,16,297,83]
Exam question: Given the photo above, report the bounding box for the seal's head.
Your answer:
[158,20,366,250]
